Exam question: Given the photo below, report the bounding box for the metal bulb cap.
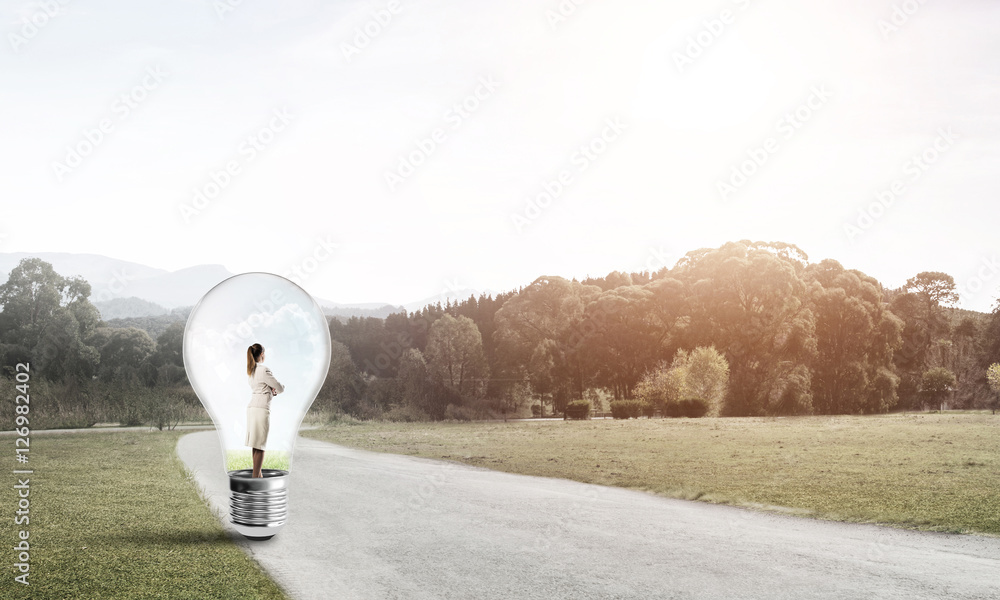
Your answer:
[228,469,289,540]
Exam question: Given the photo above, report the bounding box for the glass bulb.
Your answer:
[182,272,331,540]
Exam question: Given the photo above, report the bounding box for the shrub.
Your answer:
[565,400,590,420]
[319,409,363,426]
[662,401,683,418]
[531,404,542,417]
[679,397,709,418]
[440,397,504,421]
[383,403,431,422]
[609,401,627,419]
[636,364,687,408]
[443,403,473,421]
[638,348,730,417]
[610,400,643,419]
[641,401,656,418]
[583,388,606,414]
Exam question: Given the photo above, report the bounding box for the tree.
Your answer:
[94,327,155,382]
[425,314,488,398]
[643,276,689,361]
[672,241,816,415]
[889,293,937,406]
[0,258,102,380]
[151,322,184,368]
[981,303,1000,372]
[397,348,447,419]
[581,286,660,401]
[636,347,730,417]
[318,339,366,417]
[635,363,686,413]
[806,260,903,414]
[330,315,405,377]
[942,316,985,409]
[528,339,557,416]
[986,363,1000,414]
[31,308,100,381]
[0,258,66,351]
[681,346,730,417]
[487,377,530,422]
[920,367,956,411]
[891,272,959,408]
[905,272,959,309]
[493,276,602,409]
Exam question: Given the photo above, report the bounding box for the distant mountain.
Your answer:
[127,264,236,308]
[105,312,189,341]
[0,252,460,321]
[324,305,406,320]
[0,252,234,308]
[93,297,170,320]
[402,287,497,312]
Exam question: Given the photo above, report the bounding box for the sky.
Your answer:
[3,0,999,311]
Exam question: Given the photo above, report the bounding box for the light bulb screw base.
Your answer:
[228,469,289,540]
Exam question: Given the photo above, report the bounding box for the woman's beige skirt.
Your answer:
[245,407,270,450]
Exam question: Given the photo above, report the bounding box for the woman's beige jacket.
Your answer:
[247,365,285,409]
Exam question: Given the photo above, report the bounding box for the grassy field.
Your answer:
[0,431,288,599]
[302,413,1000,535]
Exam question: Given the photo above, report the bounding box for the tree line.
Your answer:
[3,242,1000,428]
[319,241,1000,419]
[0,258,195,428]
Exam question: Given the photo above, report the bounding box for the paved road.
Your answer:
[177,431,1000,600]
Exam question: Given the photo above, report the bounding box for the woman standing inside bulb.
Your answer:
[246,343,285,478]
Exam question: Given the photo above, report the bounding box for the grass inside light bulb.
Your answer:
[225,449,290,472]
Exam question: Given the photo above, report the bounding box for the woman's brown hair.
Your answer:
[247,343,263,376]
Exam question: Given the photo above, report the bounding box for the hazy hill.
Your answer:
[0,252,426,321]
[0,252,232,308]
[94,297,169,320]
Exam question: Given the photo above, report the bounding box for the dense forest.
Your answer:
[4,241,1000,428]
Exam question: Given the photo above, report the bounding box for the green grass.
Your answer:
[302,413,1000,535]
[225,450,290,472]
[0,431,289,599]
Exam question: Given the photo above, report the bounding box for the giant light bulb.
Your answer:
[182,272,331,540]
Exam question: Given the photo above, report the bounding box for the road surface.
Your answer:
[177,431,1000,600]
